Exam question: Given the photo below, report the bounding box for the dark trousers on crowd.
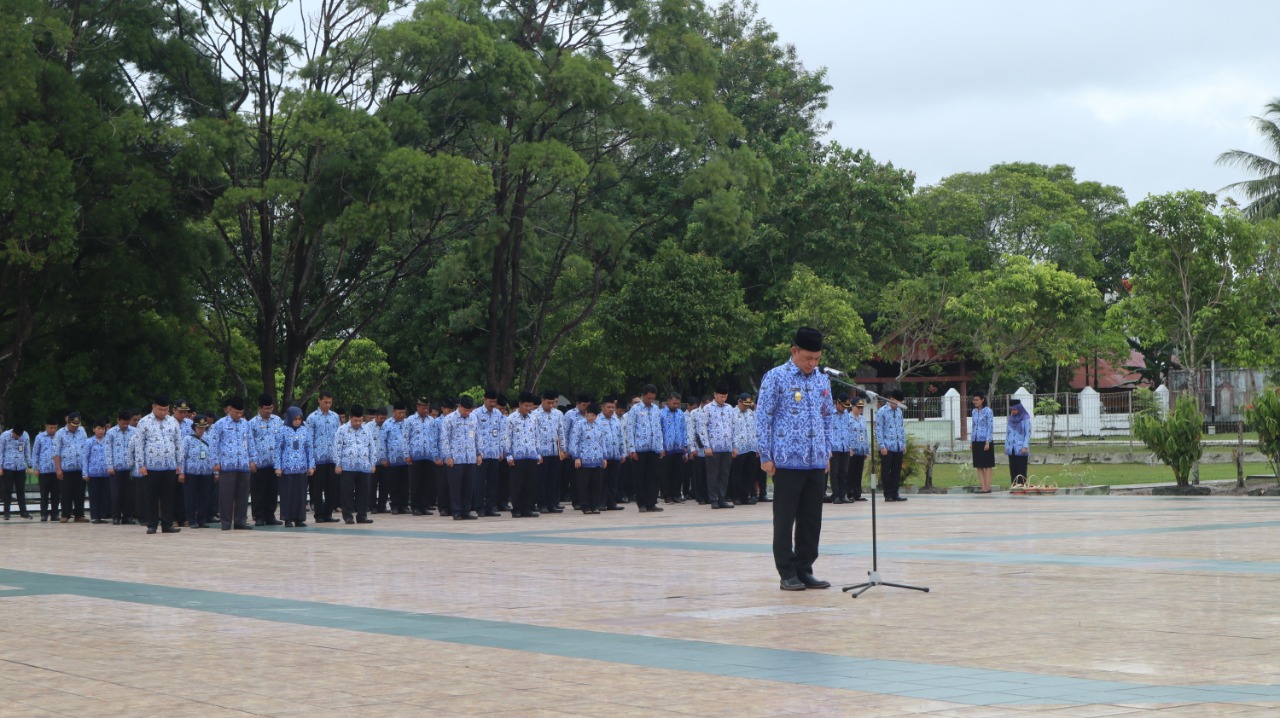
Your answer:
[705,453,732,504]
[251,466,278,522]
[560,456,576,506]
[38,472,59,520]
[828,452,850,501]
[434,461,451,515]
[60,471,85,519]
[538,455,561,511]
[172,479,185,525]
[339,470,370,521]
[111,472,134,521]
[602,460,622,509]
[279,473,307,524]
[447,463,475,517]
[388,464,408,512]
[681,456,694,500]
[620,458,635,502]
[135,476,148,522]
[576,466,602,512]
[881,451,904,500]
[143,470,177,529]
[772,467,826,580]
[2,469,29,517]
[408,460,433,514]
[1009,454,1029,484]
[633,451,661,509]
[509,459,539,516]
[371,464,388,511]
[660,453,684,501]
[88,475,110,521]
[310,463,337,520]
[219,471,251,528]
[497,460,510,510]
[691,455,708,503]
[849,455,866,499]
[731,451,758,502]
[184,474,213,526]
[476,460,499,513]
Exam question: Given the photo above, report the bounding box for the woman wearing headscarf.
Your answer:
[275,406,315,527]
[970,394,995,492]
[1005,399,1031,485]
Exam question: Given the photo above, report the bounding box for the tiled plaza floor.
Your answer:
[3,494,1280,716]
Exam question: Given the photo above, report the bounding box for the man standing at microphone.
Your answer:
[757,327,834,591]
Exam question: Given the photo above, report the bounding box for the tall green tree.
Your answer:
[876,235,972,381]
[1217,99,1280,220]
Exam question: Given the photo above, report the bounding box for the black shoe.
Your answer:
[412,509,423,516]
[483,510,499,517]
[546,507,563,513]
[718,500,734,509]
[759,496,772,502]
[344,517,355,524]
[254,520,266,527]
[894,496,908,502]
[161,526,181,534]
[197,523,209,529]
[423,510,433,516]
[234,524,253,530]
[295,521,306,528]
[711,503,720,509]
[853,497,868,502]
[606,505,624,511]
[780,577,806,591]
[832,497,845,505]
[221,523,232,531]
[745,497,758,505]
[266,519,282,526]
[356,517,374,524]
[823,495,833,503]
[146,526,158,534]
[799,573,830,589]
[647,505,663,512]
[462,511,478,520]
[284,521,293,528]
[453,513,464,520]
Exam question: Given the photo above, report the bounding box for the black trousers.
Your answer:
[881,451,904,500]
[60,470,85,519]
[144,469,177,529]
[279,473,307,523]
[184,474,213,525]
[2,469,28,516]
[602,460,622,508]
[219,471,251,528]
[371,464,388,510]
[408,460,433,512]
[434,461,451,515]
[251,466,278,521]
[731,452,758,502]
[633,451,660,509]
[88,476,111,520]
[171,476,185,525]
[828,452,850,500]
[660,453,684,501]
[38,472,59,519]
[772,467,825,580]
[339,470,370,521]
[576,466,602,512]
[620,457,636,502]
[559,455,575,505]
[476,460,499,512]
[1009,454,1029,483]
[497,459,510,509]
[691,455,708,502]
[538,455,560,511]
[509,459,539,515]
[447,463,475,517]
[110,471,134,520]
[705,453,732,503]
[849,455,866,499]
[388,464,409,511]
[310,463,338,520]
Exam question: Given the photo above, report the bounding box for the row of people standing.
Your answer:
[968,394,1032,492]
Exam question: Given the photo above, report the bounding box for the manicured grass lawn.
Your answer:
[910,462,1276,489]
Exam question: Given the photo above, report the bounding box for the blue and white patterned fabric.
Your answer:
[182,434,214,476]
[473,407,505,460]
[0,430,30,471]
[306,409,341,464]
[875,403,906,453]
[248,413,283,469]
[732,407,757,454]
[104,425,134,472]
[569,418,607,468]
[1006,411,1031,456]
[660,408,687,454]
[559,408,583,456]
[699,401,736,453]
[83,436,110,477]
[503,411,541,462]
[209,416,258,471]
[971,406,994,443]
[627,402,663,453]
[381,418,410,466]
[439,411,480,465]
[53,426,88,471]
[275,425,315,474]
[601,414,626,461]
[850,413,870,456]
[133,413,185,472]
[534,406,563,457]
[402,413,435,461]
[829,408,852,453]
[755,359,834,470]
[32,432,57,473]
[333,423,377,473]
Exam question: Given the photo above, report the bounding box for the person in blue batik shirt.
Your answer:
[275,406,315,527]
[84,419,112,523]
[248,394,283,526]
[730,393,763,505]
[627,385,664,513]
[699,385,737,509]
[534,391,565,514]
[569,403,607,515]
[473,390,506,517]
[659,393,687,505]
[848,399,869,502]
[827,394,854,505]
[876,389,908,502]
[756,327,834,592]
[54,412,89,522]
[32,418,60,521]
[440,396,482,520]
[306,391,342,524]
[333,404,377,525]
[970,393,995,493]
[182,416,215,528]
[599,398,626,512]
[1005,399,1032,485]
[105,410,137,525]
[210,397,258,531]
[503,391,543,518]
[402,397,435,516]
[0,424,32,519]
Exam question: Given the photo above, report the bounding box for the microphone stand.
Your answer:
[824,374,929,599]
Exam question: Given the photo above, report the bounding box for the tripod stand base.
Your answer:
[841,570,930,598]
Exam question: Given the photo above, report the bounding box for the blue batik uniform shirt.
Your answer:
[210,416,258,471]
[83,436,109,477]
[875,403,907,453]
[1006,414,1031,455]
[32,433,57,473]
[182,434,213,476]
[850,413,870,455]
[133,413,184,472]
[755,359,834,471]
[440,412,479,465]
[381,418,409,466]
[602,414,625,461]
[275,425,315,475]
[829,409,852,453]
[333,423,377,473]
[1,431,31,471]
[570,419,606,468]
[53,426,87,471]
[474,407,505,460]
[628,402,663,453]
[534,406,563,457]
[503,411,541,462]
[971,406,994,443]
[248,413,283,468]
[686,406,702,454]
[660,408,687,454]
[732,408,757,455]
[560,408,584,456]
[306,409,341,464]
[104,425,134,473]
[403,413,435,461]
[699,402,736,453]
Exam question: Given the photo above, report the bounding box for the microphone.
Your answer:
[819,366,848,377]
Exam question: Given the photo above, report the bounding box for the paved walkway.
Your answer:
[2,495,1279,716]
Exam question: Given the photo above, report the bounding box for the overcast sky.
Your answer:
[749,0,1280,204]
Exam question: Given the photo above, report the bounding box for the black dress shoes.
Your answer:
[234,524,253,530]
[146,526,158,534]
[780,577,806,591]
[161,525,181,534]
[356,517,374,524]
[718,500,734,509]
[799,574,830,589]
[647,505,663,512]
[853,497,868,502]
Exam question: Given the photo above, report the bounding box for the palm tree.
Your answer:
[1218,99,1280,220]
